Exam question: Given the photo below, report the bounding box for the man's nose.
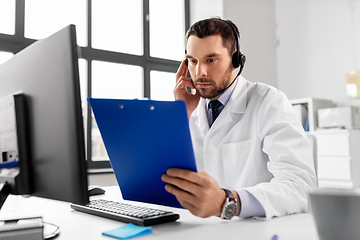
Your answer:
[196,63,207,77]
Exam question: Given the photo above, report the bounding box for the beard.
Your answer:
[192,64,234,99]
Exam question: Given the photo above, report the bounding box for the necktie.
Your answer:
[208,100,223,126]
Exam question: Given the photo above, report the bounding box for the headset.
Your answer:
[185,19,246,96]
[226,20,246,68]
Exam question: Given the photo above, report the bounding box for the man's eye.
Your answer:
[190,60,197,64]
[207,59,215,63]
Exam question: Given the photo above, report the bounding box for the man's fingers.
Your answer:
[162,173,198,195]
[176,60,188,83]
[163,169,216,191]
[165,184,208,218]
[166,168,201,184]
[180,59,188,76]
[174,76,195,96]
[164,184,196,203]
[175,76,191,88]
[178,200,198,216]
[164,182,217,218]
[162,169,225,218]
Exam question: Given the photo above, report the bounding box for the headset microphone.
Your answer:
[216,62,245,95]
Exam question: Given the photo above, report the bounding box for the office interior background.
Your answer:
[1,0,360,186]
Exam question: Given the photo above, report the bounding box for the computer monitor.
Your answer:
[0,25,89,205]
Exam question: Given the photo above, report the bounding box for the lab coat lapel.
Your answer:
[209,77,248,133]
[192,76,248,136]
[209,105,232,133]
[194,98,210,136]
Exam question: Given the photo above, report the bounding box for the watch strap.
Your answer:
[222,189,235,202]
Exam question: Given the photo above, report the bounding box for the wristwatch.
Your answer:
[220,189,238,220]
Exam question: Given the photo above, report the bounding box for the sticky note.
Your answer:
[102,223,153,239]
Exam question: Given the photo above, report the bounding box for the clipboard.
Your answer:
[88,98,197,208]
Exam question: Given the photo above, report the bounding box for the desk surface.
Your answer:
[0,186,320,240]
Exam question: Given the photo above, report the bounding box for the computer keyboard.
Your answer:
[70,199,180,226]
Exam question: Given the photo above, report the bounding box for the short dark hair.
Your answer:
[185,18,240,56]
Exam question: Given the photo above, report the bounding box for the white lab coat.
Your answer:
[189,76,317,219]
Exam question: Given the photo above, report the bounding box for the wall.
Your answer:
[217,0,360,106]
[223,0,278,88]
[88,172,117,187]
[275,0,360,106]
[190,0,223,24]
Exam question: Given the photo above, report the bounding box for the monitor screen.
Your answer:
[0,25,89,205]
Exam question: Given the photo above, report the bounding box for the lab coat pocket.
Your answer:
[221,139,256,189]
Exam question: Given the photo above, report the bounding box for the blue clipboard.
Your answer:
[88,98,197,208]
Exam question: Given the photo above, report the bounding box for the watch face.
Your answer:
[224,202,237,219]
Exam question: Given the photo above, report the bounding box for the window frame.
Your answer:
[0,0,190,172]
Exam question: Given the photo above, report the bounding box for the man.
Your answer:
[161,18,316,219]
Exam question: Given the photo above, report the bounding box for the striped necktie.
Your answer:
[208,100,223,126]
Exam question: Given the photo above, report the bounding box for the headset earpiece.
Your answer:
[238,53,246,78]
[233,52,246,69]
[232,52,241,68]
[240,53,246,65]
[185,58,188,66]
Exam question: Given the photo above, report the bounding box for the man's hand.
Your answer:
[174,60,200,118]
[161,168,226,218]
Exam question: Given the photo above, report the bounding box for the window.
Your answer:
[150,70,176,101]
[91,61,144,161]
[0,0,189,171]
[0,0,15,35]
[92,61,143,99]
[25,0,87,46]
[92,0,143,55]
[149,0,185,61]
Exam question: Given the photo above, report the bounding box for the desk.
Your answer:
[0,186,320,239]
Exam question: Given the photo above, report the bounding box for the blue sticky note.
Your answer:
[102,223,153,239]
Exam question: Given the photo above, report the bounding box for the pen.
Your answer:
[271,234,278,240]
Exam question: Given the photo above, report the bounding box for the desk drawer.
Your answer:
[316,132,350,156]
[318,157,351,181]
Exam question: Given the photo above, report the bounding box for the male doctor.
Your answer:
[161,18,316,219]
